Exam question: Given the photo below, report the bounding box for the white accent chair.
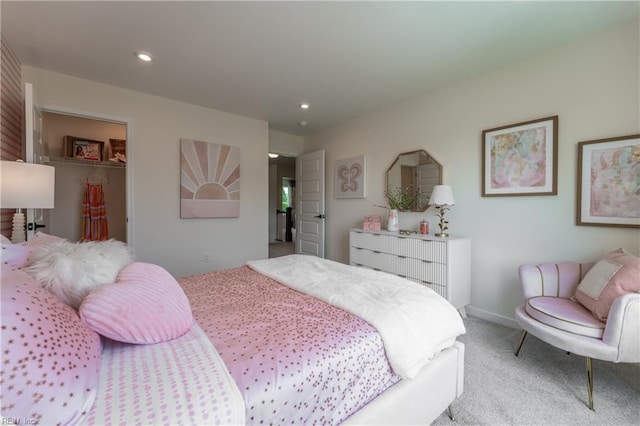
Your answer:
[514,261,640,410]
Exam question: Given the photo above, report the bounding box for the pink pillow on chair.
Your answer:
[574,248,640,321]
[80,262,194,344]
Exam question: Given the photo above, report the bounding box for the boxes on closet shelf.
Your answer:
[64,135,104,161]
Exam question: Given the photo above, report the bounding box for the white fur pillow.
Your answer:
[26,239,133,309]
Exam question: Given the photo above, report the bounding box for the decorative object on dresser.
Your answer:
[387,208,400,231]
[429,185,455,238]
[576,134,640,228]
[362,215,381,231]
[0,160,55,243]
[349,228,471,316]
[482,115,558,197]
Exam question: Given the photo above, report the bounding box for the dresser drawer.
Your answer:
[392,257,447,286]
[350,247,394,272]
[349,228,470,310]
[392,237,447,262]
[350,231,390,253]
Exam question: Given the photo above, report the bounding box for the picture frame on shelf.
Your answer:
[64,135,104,161]
[482,116,558,197]
[577,134,640,228]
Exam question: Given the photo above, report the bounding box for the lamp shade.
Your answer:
[1,161,55,208]
[429,185,455,206]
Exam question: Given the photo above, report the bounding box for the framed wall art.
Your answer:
[180,138,241,218]
[335,155,366,199]
[577,134,640,228]
[482,116,558,196]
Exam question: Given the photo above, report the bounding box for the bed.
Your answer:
[1,234,465,425]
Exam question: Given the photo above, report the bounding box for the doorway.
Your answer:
[268,154,296,258]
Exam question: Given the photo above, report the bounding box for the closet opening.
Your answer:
[40,110,130,244]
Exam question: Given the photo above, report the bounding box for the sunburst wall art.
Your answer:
[180,138,241,218]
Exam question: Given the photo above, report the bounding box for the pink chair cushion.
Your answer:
[574,249,640,321]
[80,262,194,344]
[525,296,605,339]
[1,265,102,424]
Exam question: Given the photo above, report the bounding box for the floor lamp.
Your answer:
[1,160,55,243]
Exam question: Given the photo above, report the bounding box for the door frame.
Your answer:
[39,104,134,249]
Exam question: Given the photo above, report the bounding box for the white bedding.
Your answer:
[247,254,466,379]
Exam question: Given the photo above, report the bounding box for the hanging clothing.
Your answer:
[81,182,109,241]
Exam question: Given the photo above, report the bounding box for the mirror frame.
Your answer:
[385,149,443,212]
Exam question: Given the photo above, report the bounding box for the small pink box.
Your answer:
[363,221,381,231]
[364,215,381,223]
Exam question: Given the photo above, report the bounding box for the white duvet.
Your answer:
[247,254,466,379]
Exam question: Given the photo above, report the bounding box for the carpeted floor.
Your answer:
[432,316,640,425]
[269,241,295,258]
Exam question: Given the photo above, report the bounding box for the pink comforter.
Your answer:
[179,266,400,425]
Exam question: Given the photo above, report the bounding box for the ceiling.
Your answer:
[2,1,637,136]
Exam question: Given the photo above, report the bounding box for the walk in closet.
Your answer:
[42,112,127,243]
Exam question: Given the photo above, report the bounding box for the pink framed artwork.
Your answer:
[577,134,640,228]
[482,116,558,197]
[180,138,241,218]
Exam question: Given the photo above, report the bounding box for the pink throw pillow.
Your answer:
[1,264,102,425]
[574,248,640,321]
[80,262,194,344]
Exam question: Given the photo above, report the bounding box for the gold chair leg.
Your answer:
[514,330,528,356]
[447,404,456,421]
[585,357,594,411]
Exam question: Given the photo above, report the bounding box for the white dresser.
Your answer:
[349,229,471,313]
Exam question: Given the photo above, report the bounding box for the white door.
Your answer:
[296,150,325,257]
[24,82,45,240]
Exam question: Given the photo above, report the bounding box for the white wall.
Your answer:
[269,129,305,157]
[23,66,269,278]
[305,20,640,325]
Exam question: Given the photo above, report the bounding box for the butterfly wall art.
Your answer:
[335,155,366,199]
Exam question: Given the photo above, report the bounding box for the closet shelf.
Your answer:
[45,156,126,169]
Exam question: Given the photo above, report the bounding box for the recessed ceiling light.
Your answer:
[300,103,310,110]
[268,153,279,158]
[135,51,153,62]
[298,121,308,127]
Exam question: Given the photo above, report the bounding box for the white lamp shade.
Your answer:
[1,161,55,209]
[429,185,455,206]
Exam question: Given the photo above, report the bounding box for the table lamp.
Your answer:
[429,185,455,238]
[1,160,55,243]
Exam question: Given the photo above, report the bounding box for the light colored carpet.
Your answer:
[432,316,640,425]
[269,241,294,258]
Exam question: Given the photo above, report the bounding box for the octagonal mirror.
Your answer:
[385,150,442,212]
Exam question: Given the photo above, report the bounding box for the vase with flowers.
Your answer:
[378,186,421,231]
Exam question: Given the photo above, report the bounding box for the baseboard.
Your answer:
[465,305,519,329]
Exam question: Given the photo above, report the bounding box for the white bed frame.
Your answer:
[342,341,464,425]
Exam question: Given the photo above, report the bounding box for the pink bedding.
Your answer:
[179,266,401,424]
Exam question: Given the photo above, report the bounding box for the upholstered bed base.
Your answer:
[343,341,464,425]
